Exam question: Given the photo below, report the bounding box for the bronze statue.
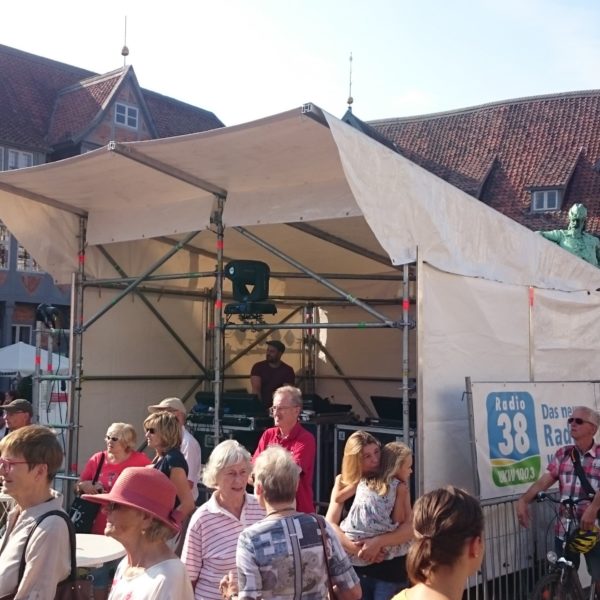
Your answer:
[538,203,600,266]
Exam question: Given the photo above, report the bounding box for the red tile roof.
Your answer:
[0,44,223,152]
[369,91,600,235]
[47,72,124,145]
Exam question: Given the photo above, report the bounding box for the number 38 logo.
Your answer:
[486,392,539,461]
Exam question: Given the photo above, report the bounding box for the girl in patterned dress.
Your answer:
[340,441,413,567]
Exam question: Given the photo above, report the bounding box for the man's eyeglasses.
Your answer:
[268,405,296,416]
[0,458,32,472]
[105,435,120,442]
[145,428,156,434]
[567,417,594,426]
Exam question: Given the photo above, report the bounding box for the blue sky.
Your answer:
[3,0,600,125]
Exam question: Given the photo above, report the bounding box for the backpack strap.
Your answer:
[17,510,76,583]
[570,446,596,498]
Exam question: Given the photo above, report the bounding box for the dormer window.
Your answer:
[531,189,561,212]
[115,103,138,129]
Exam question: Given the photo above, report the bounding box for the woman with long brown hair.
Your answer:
[392,486,484,600]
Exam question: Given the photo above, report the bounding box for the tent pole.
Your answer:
[213,197,226,445]
[233,227,399,326]
[402,264,411,445]
[66,216,86,505]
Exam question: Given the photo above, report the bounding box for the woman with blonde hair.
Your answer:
[181,439,265,599]
[392,486,484,600]
[326,431,413,600]
[144,411,195,521]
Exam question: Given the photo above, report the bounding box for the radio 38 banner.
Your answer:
[470,381,600,500]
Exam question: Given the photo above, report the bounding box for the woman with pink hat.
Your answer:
[83,466,193,600]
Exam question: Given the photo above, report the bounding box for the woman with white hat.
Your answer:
[83,466,193,600]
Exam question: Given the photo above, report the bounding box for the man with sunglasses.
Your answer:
[517,405,600,590]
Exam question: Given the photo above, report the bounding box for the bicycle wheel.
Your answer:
[531,572,584,600]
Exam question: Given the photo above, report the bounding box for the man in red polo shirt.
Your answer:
[253,385,316,513]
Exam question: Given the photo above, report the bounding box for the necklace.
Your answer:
[266,506,296,518]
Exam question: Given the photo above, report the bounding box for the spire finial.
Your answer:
[121,16,129,67]
[347,52,354,111]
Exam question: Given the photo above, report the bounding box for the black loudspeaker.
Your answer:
[302,422,335,509]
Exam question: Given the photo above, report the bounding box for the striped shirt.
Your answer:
[182,492,265,600]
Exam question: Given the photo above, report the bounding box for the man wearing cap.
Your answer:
[3,399,32,433]
[250,340,295,408]
[147,398,202,503]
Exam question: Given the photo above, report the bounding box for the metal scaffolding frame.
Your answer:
[32,174,415,498]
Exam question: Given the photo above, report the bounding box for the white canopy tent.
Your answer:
[0,104,598,493]
[0,341,68,376]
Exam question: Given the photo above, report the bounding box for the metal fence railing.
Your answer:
[465,494,557,600]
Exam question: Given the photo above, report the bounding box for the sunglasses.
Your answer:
[105,435,119,442]
[145,428,156,434]
[567,417,594,426]
[105,502,122,512]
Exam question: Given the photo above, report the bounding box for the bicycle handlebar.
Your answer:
[535,492,592,506]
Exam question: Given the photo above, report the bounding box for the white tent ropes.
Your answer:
[0,103,598,497]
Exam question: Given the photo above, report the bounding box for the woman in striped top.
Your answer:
[181,439,265,600]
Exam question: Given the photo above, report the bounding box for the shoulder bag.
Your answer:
[0,509,94,600]
[314,514,338,600]
[69,452,105,533]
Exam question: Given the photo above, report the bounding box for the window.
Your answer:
[0,222,9,269]
[532,189,561,212]
[7,149,33,170]
[16,245,40,272]
[115,103,138,129]
[11,325,31,344]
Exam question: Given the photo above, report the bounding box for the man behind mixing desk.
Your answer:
[250,340,295,408]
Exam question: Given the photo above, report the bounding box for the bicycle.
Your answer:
[530,492,598,600]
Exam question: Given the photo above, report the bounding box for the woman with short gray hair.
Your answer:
[234,446,361,600]
[182,439,265,600]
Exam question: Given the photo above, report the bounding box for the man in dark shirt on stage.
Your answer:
[250,340,295,408]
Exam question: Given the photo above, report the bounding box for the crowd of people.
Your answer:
[13,343,600,599]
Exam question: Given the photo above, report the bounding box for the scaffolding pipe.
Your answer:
[224,322,399,330]
[79,229,200,333]
[402,264,411,443]
[213,198,225,444]
[234,227,398,327]
[222,307,304,371]
[96,246,209,377]
[84,270,405,286]
[66,217,87,505]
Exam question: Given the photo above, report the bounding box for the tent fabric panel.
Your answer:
[326,112,600,292]
[421,264,531,492]
[0,188,82,282]
[533,288,600,380]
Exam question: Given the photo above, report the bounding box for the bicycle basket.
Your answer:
[567,528,599,554]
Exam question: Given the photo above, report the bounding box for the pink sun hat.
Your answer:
[82,466,180,532]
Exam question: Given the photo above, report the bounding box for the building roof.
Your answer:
[369,90,600,235]
[0,44,223,151]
